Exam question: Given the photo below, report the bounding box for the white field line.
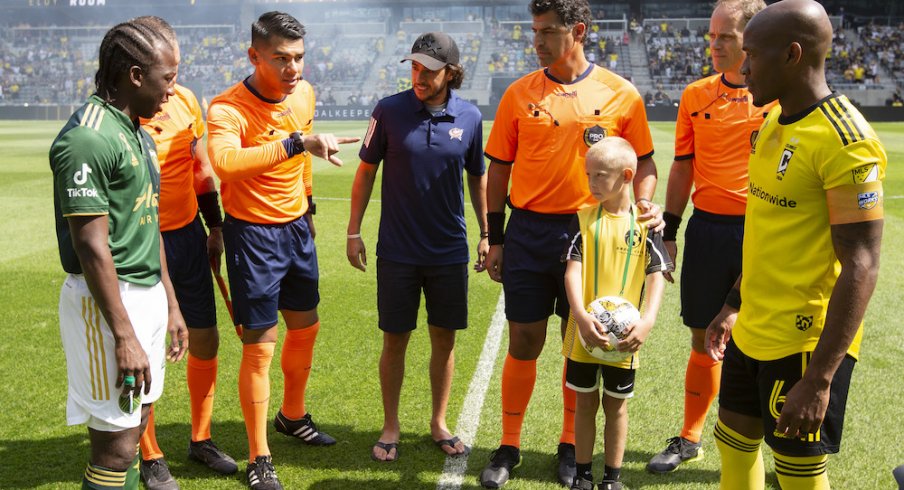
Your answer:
[436,292,507,490]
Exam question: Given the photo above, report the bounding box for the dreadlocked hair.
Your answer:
[95,16,176,101]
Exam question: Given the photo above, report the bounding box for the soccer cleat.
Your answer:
[139,458,180,490]
[188,439,239,475]
[273,411,336,446]
[570,476,595,490]
[557,442,577,486]
[246,455,283,490]
[646,436,703,473]
[479,445,522,488]
[598,480,625,490]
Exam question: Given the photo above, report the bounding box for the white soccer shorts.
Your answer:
[59,274,167,431]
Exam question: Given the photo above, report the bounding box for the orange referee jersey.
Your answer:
[141,83,205,232]
[674,74,777,215]
[486,65,654,215]
[207,79,314,224]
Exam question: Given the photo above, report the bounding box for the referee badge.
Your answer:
[583,125,607,147]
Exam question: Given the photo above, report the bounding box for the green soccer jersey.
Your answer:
[50,95,162,286]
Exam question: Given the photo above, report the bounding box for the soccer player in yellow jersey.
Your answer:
[480,0,659,487]
[705,1,885,489]
[648,0,772,474]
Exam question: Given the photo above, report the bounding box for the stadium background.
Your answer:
[1,1,903,489]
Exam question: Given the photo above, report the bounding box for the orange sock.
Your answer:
[239,342,275,461]
[681,349,722,443]
[187,353,217,442]
[280,322,319,420]
[560,358,576,445]
[500,353,537,448]
[139,405,164,461]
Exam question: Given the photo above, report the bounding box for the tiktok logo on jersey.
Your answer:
[73,163,92,185]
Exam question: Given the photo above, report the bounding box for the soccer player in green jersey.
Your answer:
[50,16,188,490]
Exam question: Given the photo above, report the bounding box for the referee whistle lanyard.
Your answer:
[592,205,634,299]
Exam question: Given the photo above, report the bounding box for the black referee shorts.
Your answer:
[162,215,217,328]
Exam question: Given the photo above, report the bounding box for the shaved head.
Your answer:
[741,0,834,111]
[746,0,833,65]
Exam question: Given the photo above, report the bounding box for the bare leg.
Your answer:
[374,330,411,461]
[428,326,466,455]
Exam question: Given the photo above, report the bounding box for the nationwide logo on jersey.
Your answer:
[795,314,813,332]
[858,191,879,210]
[449,127,463,141]
[583,125,607,147]
[852,164,879,184]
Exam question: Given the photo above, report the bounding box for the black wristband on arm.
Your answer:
[197,191,223,229]
[487,211,505,245]
[724,288,741,310]
[307,195,316,215]
[663,211,682,241]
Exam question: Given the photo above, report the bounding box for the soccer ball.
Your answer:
[578,296,640,362]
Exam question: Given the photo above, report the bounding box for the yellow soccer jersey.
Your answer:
[734,94,886,361]
[561,204,673,368]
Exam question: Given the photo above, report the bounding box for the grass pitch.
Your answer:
[0,119,902,489]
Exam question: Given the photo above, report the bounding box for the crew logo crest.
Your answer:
[449,127,463,141]
[583,125,607,147]
[776,148,793,180]
[795,314,813,332]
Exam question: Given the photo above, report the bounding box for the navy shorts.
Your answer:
[680,209,744,328]
[223,215,319,329]
[162,215,217,328]
[502,208,573,323]
[376,258,468,333]
[719,340,855,456]
[565,358,636,399]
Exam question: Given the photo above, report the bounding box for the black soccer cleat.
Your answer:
[646,436,703,473]
[570,475,595,490]
[557,442,577,486]
[479,445,522,488]
[188,438,238,475]
[139,458,180,490]
[246,455,283,490]
[273,411,336,446]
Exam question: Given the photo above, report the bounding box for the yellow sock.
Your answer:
[714,419,764,490]
[774,453,830,489]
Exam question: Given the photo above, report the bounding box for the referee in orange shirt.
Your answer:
[138,82,238,489]
[206,12,357,490]
[646,0,774,475]
[479,0,660,487]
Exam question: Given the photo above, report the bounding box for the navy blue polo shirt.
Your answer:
[359,89,484,266]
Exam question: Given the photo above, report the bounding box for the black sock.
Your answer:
[576,462,593,481]
[603,465,621,482]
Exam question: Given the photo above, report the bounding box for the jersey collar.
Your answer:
[243,76,286,104]
[407,88,462,117]
[544,63,595,85]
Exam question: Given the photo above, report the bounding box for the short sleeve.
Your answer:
[821,138,886,225]
[563,215,583,262]
[674,90,695,160]
[359,101,386,165]
[620,90,655,160]
[51,127,113,216]
[188,90,205,139]
[484,88,518,164]
[464,109,485,176]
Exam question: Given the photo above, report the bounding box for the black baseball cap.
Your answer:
[401,32,460,71]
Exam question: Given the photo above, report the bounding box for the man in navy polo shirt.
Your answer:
[347,31,488,462]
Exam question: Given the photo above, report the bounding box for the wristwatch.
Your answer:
[290,131,305,154]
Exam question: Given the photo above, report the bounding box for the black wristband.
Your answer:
[724,288,741,310]
[487,212,505,245]
[197,191,223,229]
[307,195,316,215]
[663,211,682,241]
